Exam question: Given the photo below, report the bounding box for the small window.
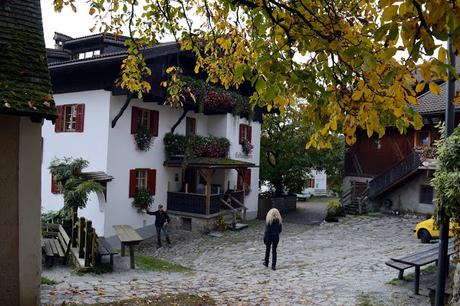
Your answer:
[139,109,151,128]
[51,175,63,194]
[136,169,149,190]
[415,131,431,147]
[64,105,77,131]
[186,117,196,135]
[129,168,156,197]
[94,50,100,56]
[78,53,85,60]
[420,185,434,204]
[131,106,159,136]
[239,124,252,144]
[55,104,85,133]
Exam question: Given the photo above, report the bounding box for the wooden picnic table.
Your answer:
[391,240,456,295]
[113,225,143,269]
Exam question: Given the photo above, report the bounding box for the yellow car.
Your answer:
[414,218,455,243]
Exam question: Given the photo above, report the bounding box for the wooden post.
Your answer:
[185,183,188,193]
[78,217,85,258]
[84,220,92,267]
[167,181,170,192]
[121,243,125,257]
[227,180,230,190]
[129,245,135,269]
[72,208,78,247]
[205,169,212,215]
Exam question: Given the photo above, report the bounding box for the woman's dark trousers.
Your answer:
[264,236,279,268]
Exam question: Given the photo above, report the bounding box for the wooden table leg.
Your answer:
[121,242,125,257]
[129,245,135,269]
[414,266,420,295]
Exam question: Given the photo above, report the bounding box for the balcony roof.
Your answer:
[164,157,257,169]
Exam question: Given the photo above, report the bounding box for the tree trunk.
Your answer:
[274,179,283,196]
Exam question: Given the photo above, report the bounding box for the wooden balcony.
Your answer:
[167,190,245,216]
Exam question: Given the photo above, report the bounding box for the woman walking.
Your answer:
[264,208,282,270]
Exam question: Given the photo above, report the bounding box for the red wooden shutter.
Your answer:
[75,104,85,132]
[51,176,58,194]
[131,107,139,134]
[54,105,64,132]
[148,169,157,195]
[248,125,252,143]
[239,124,244,144]
[244,169,251,185]
[150,110,159,136]
[237,171,242,189]
[129,169,136,198]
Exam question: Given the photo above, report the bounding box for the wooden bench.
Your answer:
[389,240,456,294]
[385,259,413,280]
[96,237,118,266]
[42,224,71,267]
[113,225,143,269]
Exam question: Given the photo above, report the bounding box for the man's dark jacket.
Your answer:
[147,210,170,227]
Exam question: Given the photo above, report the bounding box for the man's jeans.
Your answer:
[156,225,170,246]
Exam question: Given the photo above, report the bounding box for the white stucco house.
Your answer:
[302,170,327,196]
[42,33,264,237]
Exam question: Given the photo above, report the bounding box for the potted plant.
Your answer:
[325,199,344,222]
[132,188,154,212]
[214,214,226,231]
[241,138,254,155]
[134,125,153,151]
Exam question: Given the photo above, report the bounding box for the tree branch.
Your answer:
[170,108,190,133]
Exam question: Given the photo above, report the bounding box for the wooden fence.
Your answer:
[73,217,97,268]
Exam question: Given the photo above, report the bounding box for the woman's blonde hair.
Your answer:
[266,208,282,224]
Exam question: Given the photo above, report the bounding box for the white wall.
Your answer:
[105,97,182,236]
[105,99,262,236]
[41,90,111,235]
[43,91,263,237]
[302,170,327,195]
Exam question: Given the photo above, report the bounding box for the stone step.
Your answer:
[226,223,248,231]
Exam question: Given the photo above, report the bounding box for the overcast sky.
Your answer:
[41,2,96,47]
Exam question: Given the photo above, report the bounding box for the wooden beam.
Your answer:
[111,93,133,128]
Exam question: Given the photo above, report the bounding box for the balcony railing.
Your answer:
[167,190,245,215]
[369,149,422,198]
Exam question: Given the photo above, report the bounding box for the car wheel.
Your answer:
[418,229,431,243]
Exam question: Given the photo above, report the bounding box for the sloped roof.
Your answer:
[81,171,113,182]
[0,0,56,119]
[164,157,257,169]
[48,41,178,69]
[413,79,460,115]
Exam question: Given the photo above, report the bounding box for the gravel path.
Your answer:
[41,214,432,305]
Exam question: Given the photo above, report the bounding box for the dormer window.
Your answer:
[77,49,101,59]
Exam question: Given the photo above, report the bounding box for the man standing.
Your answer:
[144,205,171,248]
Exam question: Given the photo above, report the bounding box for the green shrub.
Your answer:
[132,188,154,211]
[326,199,344,216]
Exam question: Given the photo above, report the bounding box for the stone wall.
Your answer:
[374,170,435,215]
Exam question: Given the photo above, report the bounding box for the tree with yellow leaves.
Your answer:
[53,0,460,147]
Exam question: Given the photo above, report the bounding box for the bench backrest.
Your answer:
[42,223,71,254]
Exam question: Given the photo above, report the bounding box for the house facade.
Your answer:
[302,170,327,196]
[343,72,460,215]
[42,33,263,237]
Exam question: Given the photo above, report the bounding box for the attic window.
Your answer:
[77,49,101,59]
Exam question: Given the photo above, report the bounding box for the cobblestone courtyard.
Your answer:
[42,210,433,305]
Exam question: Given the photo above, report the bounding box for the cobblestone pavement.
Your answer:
[42,214,433,305]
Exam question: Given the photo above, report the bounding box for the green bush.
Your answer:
[432,124,460,222]
[326,199,344,216]
[132,188,153,211]
[163,133,230,159]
